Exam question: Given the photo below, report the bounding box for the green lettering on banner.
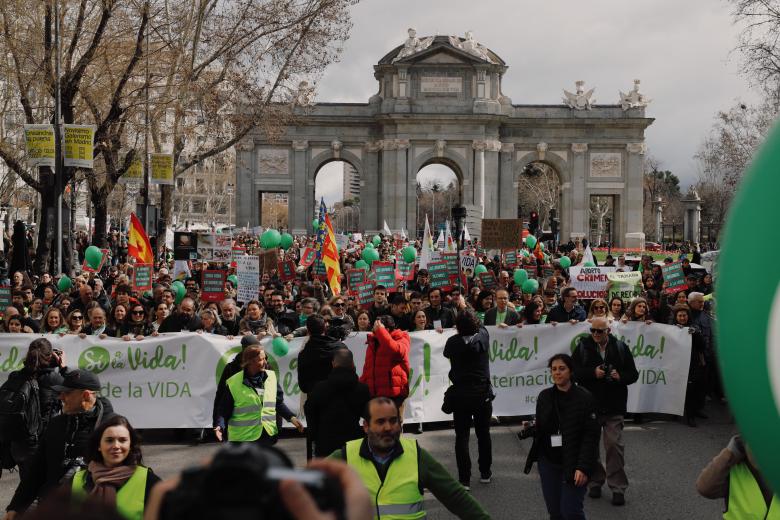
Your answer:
[347,268,367,289]
[372,261,395,289]
[132,264,153,291]
[441,253,458,277]
[0,287,12,314]
[427,260,450,289]
[127,344,187,370]
[0,346,24,372]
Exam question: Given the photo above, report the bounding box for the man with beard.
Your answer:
[219,298,241,336]
[329,397,491,519]
[266,291,298,337]
[158,297,202,332]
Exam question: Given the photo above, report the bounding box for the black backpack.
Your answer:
[0,372,41,443]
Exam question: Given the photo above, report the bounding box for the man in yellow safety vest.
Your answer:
[329,397,492,520]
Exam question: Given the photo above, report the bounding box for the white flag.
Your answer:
[582,245,596,265]
[420,215,434,269]
[401,228,407,240]
[435,230,445,250]
[444,220,456,252]
[463,224,471,242]
[383,220,392,236]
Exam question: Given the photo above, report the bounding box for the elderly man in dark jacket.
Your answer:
[5,370,113,516]
[304,348,370,458]
[572,317,638,506]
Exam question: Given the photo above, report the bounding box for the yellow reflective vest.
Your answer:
[71,466,149,520]
[724,463,780,520]
[226,370,278,441]
[346,437,425,520]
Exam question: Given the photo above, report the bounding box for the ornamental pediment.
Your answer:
[415,50,473,65]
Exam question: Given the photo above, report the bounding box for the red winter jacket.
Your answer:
[360,326,410,399]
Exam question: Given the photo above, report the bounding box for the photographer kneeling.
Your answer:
[522,354,600,520]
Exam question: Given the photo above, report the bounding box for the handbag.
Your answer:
[441,386,458,414]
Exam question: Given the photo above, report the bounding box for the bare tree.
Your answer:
[517,162,560,229]
[730,0,780,98]
[589,196,611,245]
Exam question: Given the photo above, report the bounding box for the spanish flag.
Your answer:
[315,198,341,295]
[128,213,154,264]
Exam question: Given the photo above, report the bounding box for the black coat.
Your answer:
[304,367,371,458]
[297,334,344,394]
[571,335,639,415]
[524,384,600,483]
[213,356,242,424]
[443,327,492,407]
[221,318,241,337]
[424,305,455,329]
[482,307,521,326]
[7,396,114,513]
[158,313,202,333]
[268,308,298,336]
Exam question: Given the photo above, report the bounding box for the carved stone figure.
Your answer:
[435,139,446,157]
[619,79,651,111]
[295,81,315,106]
[448,31,495,63]
[563,81,595,110]
[393,28,434,62]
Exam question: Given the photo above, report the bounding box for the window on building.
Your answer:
[192,199,206,214]
[176,177,186,189]
[195,178,205,191]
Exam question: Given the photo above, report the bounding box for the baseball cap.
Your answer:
[51,369,102,392]
[240,335,261,349]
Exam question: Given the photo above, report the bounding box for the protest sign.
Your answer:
[235,255,260,303]
[312,259,328,279]
[478,271,497,289]
[201,270,226,302]
[542,265,555,279]
[504,250,519,267]
[258,248,278,273]
[460,253,478,278]
[132,264,153,292]
[63,125,96,168]
[372,261,396,289]
[427,260,450,289]
[353,281,375,308]
[569,265,617,299]
[278,260,297,282]
[24,125,56,168]
[334,233,349,250]
[607,271,643,301]
[480,219,524,249]
[0,287,12,313]
[662,261,688,294]
[0,322,690,427]
[149,153,174,185]
[197,234,232,261]
[441,252,458,277]
[395,253,415,282]
[174,232,198,260]
[347,268,367,289]
[299,247,316,268]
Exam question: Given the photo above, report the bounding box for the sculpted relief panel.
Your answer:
[589,152,622,178]
[257,149,289,176]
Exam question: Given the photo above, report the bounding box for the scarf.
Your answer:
[86,461,138,506]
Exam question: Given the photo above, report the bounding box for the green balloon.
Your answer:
[85,245,103,269]
[227,274,238,286]
[521,249,530,257]
[402,246,417,264]
[539,242,545,252]
[372,235,381,246]
[366,242,374,249]
[57,275,72,292]
[559,256,572,269]
[583,261,596,267]
[362,247,380,264]
[280,233,293,250]
[354,260,369,270]
[272,336,290,356]
[521,278,539,294]
[171,280,186,304]
[260,229,281,249]
[312,219,320,232]
[513,268,528,286]
[474,264,488,275]
[525,235,537,249]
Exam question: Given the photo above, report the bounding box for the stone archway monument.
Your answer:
[236,30,654,247]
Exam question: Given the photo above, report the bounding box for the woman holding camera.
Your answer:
[523,354,600,520]
[69,415,160,520]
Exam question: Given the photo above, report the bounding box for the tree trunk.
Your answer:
[159,184,173,254]
[35,184,55,275]
[92,193,109,248]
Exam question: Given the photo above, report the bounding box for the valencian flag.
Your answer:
[128,213,154,264]
[314,198,342,295]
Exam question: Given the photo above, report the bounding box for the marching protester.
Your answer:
[548,288,586,324]
[67,415,160,520]
[572,317,638,506]
[671,304,708,427]
[360,316,411,412]
[157,297,201,333]
[522,354,600,520]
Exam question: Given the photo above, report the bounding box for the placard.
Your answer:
[542,265,555,279]
[353,281,375,308]
[460,253,478,278]
[132,264,153,291]
[201,270,226,302]
[258,248,278,273]
[524,265,537,279]
[197,234,231,261]
[347,268,367,289]
[441,252,458,277]
[0,287,12,313]
[174,232,198,260]
[569,265,618,299]
[299,247,316,268]
[607,271,643,301]
[119,157,144,184]
[427,260,450,289]
[278,260,297,282]
[395,253,415,282]
[312,259,328,279]
[478,271,497,289]
[235,255,260,303]
[372,261,396,290]
[504,250,519,267]
[661,261,688,294]
[480,219,524,249]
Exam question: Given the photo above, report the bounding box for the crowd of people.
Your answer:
[0,224,747,520]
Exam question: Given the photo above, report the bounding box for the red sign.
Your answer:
[278,260,297,282]
[82,248,110,273]
[132,264,153,292]
[201,270,227,302]
[299,247,316,268]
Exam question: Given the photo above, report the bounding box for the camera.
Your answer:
[517,419,537,440]
[60,456,86,483]
[158,443,345,520]
[600,364,614,382]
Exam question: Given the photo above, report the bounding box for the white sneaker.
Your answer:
[480,475,492,484]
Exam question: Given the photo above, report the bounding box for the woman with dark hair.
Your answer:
[621,297,653,325]
[607,297,624,322]
[238,300,276,338]
[59,297,73,316]
[109,304,128,337]
[355,310,371,332]
[523,354,600,520]
[522,301,545,325]
[29,299,44,328]
[4,315,29,333]
[641,276,664,322]
[120,305,153,341]
[69,415,160,520]
[672,304,708,427]
[2,338,66,481]
[475,290,494,323]
[443,308,494,489]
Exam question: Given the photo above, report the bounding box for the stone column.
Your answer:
[235,138,256,227]
[498,143,516,218]
[290,140,308,235]
[654,197,663,243]
[569,143,588,243]
[682,191,702,244]
[624,142,647,249]
[362,141,382,234]
[472,140,486,217]
[395,139,410,231]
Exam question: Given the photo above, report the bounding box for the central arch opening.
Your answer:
[517,161,561,233]
[416,162,460,239]
[315,160,360,232]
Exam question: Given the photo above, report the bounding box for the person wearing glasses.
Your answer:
[571,317,638,507]
[120,305,153,341]
[65,310,85,335]
[548,287,586,324]
[586,298,611,323]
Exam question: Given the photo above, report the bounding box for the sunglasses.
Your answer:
[590,328,608,334]
[132,310,145,315]
[72,315,83,320]
[592,306,606,310]
[332,303,345,307]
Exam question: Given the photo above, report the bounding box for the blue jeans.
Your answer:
[538,456,587,520]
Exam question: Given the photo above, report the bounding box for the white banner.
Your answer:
[570,265,617,299]
[0,322,690,428]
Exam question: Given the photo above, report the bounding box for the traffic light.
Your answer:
[529,211,539,235]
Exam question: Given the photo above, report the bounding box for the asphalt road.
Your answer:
[0,402,735,519]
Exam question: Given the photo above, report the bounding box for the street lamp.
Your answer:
[605,217,612,256]
[226,182,235,244]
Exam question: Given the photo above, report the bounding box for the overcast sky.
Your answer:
[315,0,758,205]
